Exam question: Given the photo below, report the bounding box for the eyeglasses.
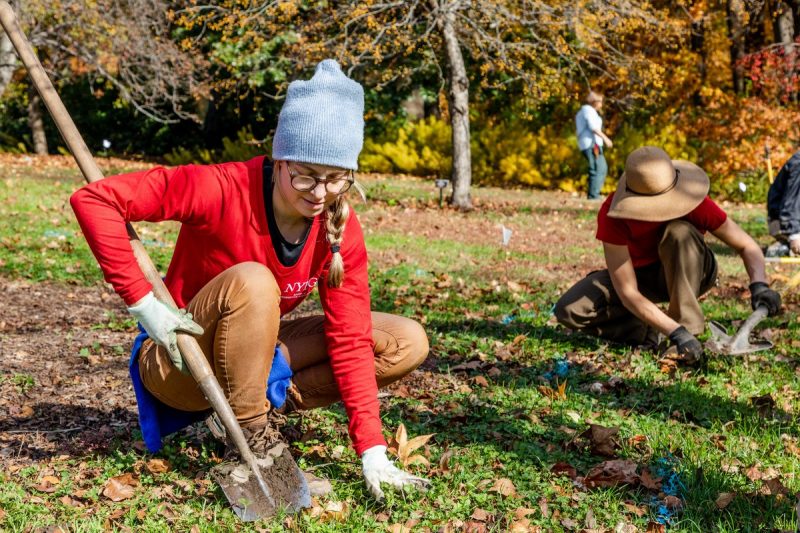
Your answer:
[286,163,354,194]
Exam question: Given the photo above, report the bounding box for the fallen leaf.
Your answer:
[550,462,577,479]
[745,464,763,481]
[750,393,776,416]
[472,375,490,388]
[450,360,483,372]
[639,468,662,490]
[623,501,647,517]
[464,521,487,533]
[471,508,491,521]
[59,495,83,508]
[514,507,536,519]
[584,460,639,488]
[715,492,736,509]
[663,495,682,509]
[145,458,171,474]
[585,507,598,529]
[538,497,550,518]
[762,477,789,496]
[646,522,666,533]
[490,478,516,497]
[321,500,349,522]
[581,424,620,457]
[538,380,568,400]
[102,474,138,502]
[438,450,454,473]
[510,518,532,532]
[33,473,62,493]
[387,423,434,468]
[561,517,579,530]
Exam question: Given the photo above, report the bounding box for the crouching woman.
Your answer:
[70,59,429,501]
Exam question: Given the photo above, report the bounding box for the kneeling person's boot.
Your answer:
[219,410,288,460]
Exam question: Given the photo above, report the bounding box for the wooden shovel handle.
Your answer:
[0,1,262,469]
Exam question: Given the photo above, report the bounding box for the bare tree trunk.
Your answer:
[27,84,48,155]
[772,1,797,102]
[439,1,472,210]
[792,0,800,38]
[0,31,16,97]
[727,0,746,93]
[776,2,795,53]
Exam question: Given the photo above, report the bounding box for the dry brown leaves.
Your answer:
[387,423,435,468]
[583,459,640,489]
[102,473,139,502]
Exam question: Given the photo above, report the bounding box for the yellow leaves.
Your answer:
[387,423,435,468]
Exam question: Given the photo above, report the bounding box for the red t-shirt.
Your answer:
[70,156,385,455]
[596,194,727,267]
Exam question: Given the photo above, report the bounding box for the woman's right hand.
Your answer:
[127,291,204,374]
[361,445,430,501]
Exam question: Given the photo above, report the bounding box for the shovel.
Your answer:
[705,306,773,355]
[0,2,310,521]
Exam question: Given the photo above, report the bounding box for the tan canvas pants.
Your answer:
[555,221,718,343]
[138,262,429,427]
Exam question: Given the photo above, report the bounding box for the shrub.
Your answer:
[360,116,452,177]
[164,127,266,166]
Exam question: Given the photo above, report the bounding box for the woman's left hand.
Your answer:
[361,445,430,501]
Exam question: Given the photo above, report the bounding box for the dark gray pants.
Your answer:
[554,221,718,343]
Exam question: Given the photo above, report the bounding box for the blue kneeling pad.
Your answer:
[128,326,293,453]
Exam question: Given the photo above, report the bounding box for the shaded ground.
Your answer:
[0,279,135,461]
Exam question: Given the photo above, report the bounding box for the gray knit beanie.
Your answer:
[272,59,365,170]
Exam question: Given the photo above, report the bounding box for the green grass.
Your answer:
[2,163,800,531]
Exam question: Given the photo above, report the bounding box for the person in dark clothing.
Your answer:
[766,150,800,256]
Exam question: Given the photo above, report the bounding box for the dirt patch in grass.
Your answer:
[0,279,136,463]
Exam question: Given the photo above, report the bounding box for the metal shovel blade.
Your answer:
[211,442,311,522]
[705,307,773,355]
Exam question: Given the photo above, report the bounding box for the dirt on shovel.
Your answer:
[211,442,311,521]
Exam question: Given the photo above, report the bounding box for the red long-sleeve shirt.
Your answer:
[70,155,385,455]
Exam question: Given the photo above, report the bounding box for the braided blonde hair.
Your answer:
[325,195,350,288]
[273,160,354,288]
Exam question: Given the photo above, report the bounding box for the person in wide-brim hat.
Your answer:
[554,146,781,365]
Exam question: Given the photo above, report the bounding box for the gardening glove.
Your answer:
[749,282,781,316]
[127,291,204,374]
[668,326,704,363]
[361,445,430,501]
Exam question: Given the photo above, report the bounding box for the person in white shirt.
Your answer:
[575,91,613,200]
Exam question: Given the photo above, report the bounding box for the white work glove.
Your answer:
[127,291,204,374]
[361,445,430,501]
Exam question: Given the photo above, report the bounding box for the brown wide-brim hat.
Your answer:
[607,146,710,222]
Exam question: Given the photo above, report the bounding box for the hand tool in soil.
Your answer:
[705,306,773,355]
[0,2,310,521]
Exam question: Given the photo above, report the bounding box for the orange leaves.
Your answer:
[538,380,567,401]
[387,423,435,468]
